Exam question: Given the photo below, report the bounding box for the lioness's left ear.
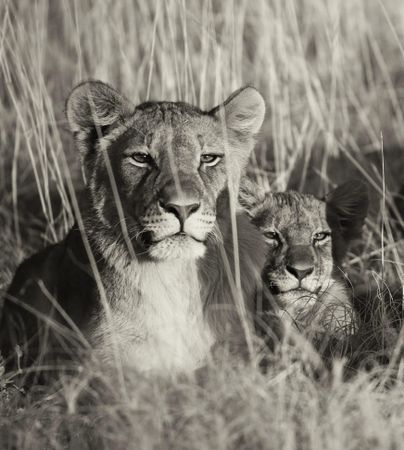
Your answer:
[326,180,369,241]
[210,86,266,139]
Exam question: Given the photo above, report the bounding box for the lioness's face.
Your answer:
[240,180,369,317]
[98,111,231,260]
[67,82,265,260]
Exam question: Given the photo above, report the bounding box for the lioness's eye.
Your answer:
[200,154,223,167]
[313,231,330,242]
[129,152,153,168]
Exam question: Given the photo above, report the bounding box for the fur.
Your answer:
[239,179,369,337]
[0,81,267,378]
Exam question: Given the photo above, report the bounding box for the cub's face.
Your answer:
[240,180,369,318]
[250,194,334,312]
[66,82,265,260]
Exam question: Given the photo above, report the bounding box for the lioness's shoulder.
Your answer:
[7,243,61,298]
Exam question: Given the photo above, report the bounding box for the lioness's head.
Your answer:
[66,81,265,260]
[240,180,369,316]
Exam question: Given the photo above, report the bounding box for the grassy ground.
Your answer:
[1,0,404,448]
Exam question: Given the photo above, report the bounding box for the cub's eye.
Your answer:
[313,231,331,242]
[264,230,280,244]
[129,152,153,168]
[200,154,223,167]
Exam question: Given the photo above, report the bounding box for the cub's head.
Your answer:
[66,81,265,261]
[240,180,369,314]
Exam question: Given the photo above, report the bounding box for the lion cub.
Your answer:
[240,179,369,340]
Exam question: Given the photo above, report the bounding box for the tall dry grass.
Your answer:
[1,0,404,448]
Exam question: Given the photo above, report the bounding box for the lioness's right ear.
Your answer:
[66,80,135,155]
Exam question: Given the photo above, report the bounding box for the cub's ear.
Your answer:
[211,86,266,137]
[239,177,268,218]
[326,180,369,241]
[66,80,135,154]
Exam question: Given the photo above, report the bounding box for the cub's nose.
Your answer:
[286,265,314,281]
[159,200,200,225]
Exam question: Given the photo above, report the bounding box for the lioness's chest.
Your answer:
[91,260,215,374]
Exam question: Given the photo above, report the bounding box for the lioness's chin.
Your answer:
[148,235,206,260]
[276,289,318,312]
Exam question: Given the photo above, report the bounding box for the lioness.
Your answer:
[239,179,369,339]
[1,81,267,377]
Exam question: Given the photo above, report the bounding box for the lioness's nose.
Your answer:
[160,200,200,224]
[286,265,314,281]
